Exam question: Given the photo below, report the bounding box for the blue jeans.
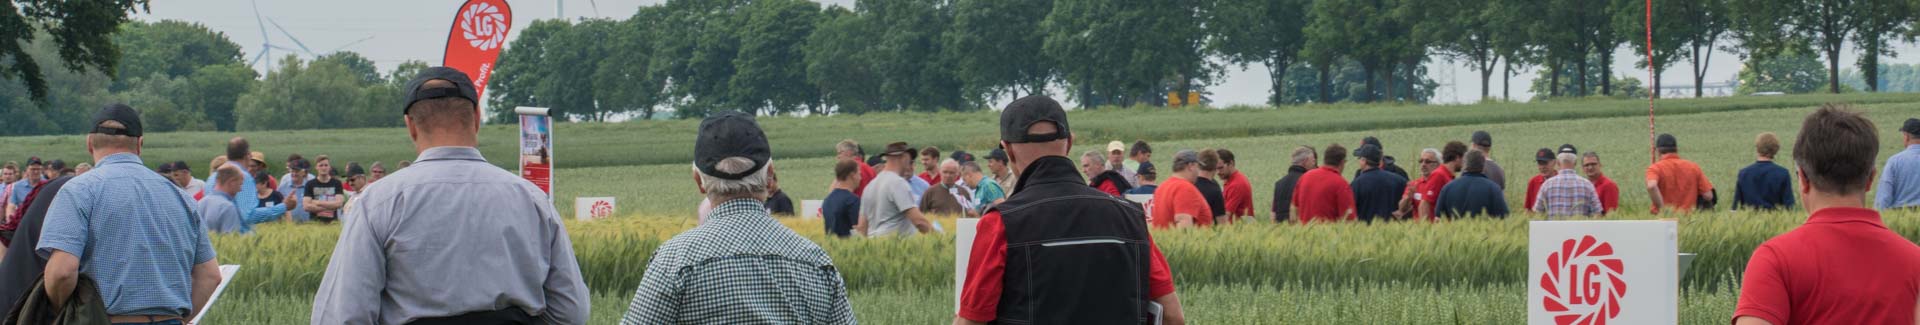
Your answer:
[113,320,183,325]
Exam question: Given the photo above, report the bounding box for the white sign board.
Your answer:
[1529,221,1677,325]
[801,200,824,219]
[574,197,617,220]
[954,218,980,313]
[189,265,241,325]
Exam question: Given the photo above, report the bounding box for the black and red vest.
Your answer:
[991,155,1154,324]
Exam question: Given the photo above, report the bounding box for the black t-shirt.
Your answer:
[258,189,285,209]
[766,190,795,216]
[1196,177,1226,218]
[304,177,346,222]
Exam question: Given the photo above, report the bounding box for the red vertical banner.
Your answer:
[443,0,513,101]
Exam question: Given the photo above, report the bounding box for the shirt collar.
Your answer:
[1288,165,1309,174]
[1806,207,1886,229]
[1557,169,1578,176]
[1317,166,1339,173]
[97,153,142,166]
[707,198,771,222]
[1661,153,1682,160]
[1012,156,1085,193]
[417,146,486,163]
[1908,144,1920,152]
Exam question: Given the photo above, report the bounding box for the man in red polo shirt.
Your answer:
[1218,149,1255,222]
[1292,144,1355,223]
[1733,104,1920,325]
[1524,148,1553,212]
[1152,150,1214,228]
[958,96,1184,324]
[1582,152,1619,215]
[838,140,878,197]
[1415,141,1467,221]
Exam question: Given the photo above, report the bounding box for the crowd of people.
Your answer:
[0,62,1916,324]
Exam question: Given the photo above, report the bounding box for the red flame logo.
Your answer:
[1540,235,1628,325]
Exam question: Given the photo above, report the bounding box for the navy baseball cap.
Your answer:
[1656,134,1678,149]
[1535,148,1555,163]
[986,148,1009,162]
[999,96,1070,144]
[1902,118,1920,136]
[90,103,143,137]
[401,67,480,115]
[694,111,772,180]
[1471,131,1492,147]
[1137,161,1158,176]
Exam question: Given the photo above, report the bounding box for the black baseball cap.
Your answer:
[1656,133,1678,149]
[1558,144,1578,155]
[1362,136,1382,150]
[401,66,480,115]
[693,111,772,180]
[999,95,1070,144]
[1903,118,1920,136]
[90,103,143,137]
[1471,131,1492,147]
[986,148,1008,163]
[1355,144,1384,163]
[1137,161,1158,176]
[288,159,311,171]
[157,162,176,174]
[348,164,366,177]
[952,151,975,163]
[1535,148,1555,163]
[48,160,65,171]
[24,157,39,166]
[172,161,191,172]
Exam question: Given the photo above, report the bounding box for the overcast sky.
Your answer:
[142,0,1920,107]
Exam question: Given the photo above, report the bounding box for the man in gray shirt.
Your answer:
[198,166,244,234]
[859,142,933,237]
[1472,130,1507,190]
[311,67,589,324]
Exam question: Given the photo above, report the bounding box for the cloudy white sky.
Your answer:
[143,0,1920,107]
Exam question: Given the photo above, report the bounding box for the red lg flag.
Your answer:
[442,0,512,102]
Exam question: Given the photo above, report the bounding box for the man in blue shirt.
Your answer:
[39,104,221,324]
[278,158,311,223]
[823,161,863,238]
[1351,144,1408,223]
[1735,132,1796,211]
[1436,150,1510,219]
[206,138,287,227]
[8,157,42,209]
[1876,118,1920,210]
[199,166,246,234]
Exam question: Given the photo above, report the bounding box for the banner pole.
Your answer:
[1647,0,1657,164]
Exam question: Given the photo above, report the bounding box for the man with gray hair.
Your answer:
[1084,150,1134,197]
[1395,148,1444,220]
[312,67,588,324]
[1271,146,1315,223]
[1532,145,1604,218]
[836,139,877,197]
[623,111,854,323]
[920,159,971,216]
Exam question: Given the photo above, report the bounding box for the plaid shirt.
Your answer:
[1532,170,1604,217]
[622,199,856,324]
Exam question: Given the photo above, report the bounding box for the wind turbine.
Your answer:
[247,0,279,69]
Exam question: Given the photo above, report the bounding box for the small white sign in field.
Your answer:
[1528,221,1678,325]
[954,218,980,313]
[801,200,823,219]
[574,197,617,220]
[190,265,241,325]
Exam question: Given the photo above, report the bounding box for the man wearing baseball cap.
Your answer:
[958,96,1185,324]
[1533,145,1604,218]
[1471,131,1507,189]
[1525,148,1555,212]
[1646,133,1715,214]
[1107,141,1137,186]
[623,111,854,323]
[39,103,223,324]
[1351,144,1407,223]
[313,67,588,324]
[1874,118,1920,209]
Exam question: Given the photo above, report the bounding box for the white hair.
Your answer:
[1557,153,1579,169]
[697,157,771,200]
[1421,148,1442,159]
[1081,150,1106,166]
[1291,146,1317,166]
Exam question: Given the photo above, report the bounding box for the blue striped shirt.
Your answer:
[37,153,216,317]
[1880,145,1920,210]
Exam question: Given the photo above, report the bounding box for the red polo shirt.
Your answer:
[1415,168,1455,221]
[1592,175,1619,215]
[854,162,877,197]
[1734,207,1920,325]
[1291,166,1354,224]
[920,172,941,187]
[1149,177,1213,228]
[957,210,1178,322]
[1221,172,1255,220]
[1524,173,1547,212]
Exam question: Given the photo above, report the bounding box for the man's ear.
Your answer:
[1796,167,1813,196]
[405,115,420,142]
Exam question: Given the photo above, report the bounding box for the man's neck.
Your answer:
[1757,157,1773,162]
[1804,191,1868,213]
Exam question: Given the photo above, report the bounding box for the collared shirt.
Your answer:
[1734,161,1796,211]
[198,190,245,234]
[1876,145,1920,209]
[1646,153,1714,213]
[37,153,215,317]
[1415,168,1455,221]
[908,174,931,203]
[1532,170,1604,218]
[973,178,1006,213]
[622,199,854,324]
[860,171,921,237]
[1272,166,1307,222]
[1435,172,1509,219]
[1525,173,1547,212]
[208,162,286,226]
[1221,172,1255,219]
[279,174,311,222]
[854,163,877,197]
[311,147,588,325]
[1351,168,1407,223]
[8,178,34,206]
[1592,175,1620,215]
[1292,166,1355,223]
[1149,177,1213,228]
[1735,207,1920,325]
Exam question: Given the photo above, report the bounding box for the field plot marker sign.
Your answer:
[518,106,554,201]
[575,197,616,220]
[1529,221,1677,325]
[954,218,980,312]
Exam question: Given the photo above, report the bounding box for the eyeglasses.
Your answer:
[1582,163,1600,168]
[1419,160,1439,165]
